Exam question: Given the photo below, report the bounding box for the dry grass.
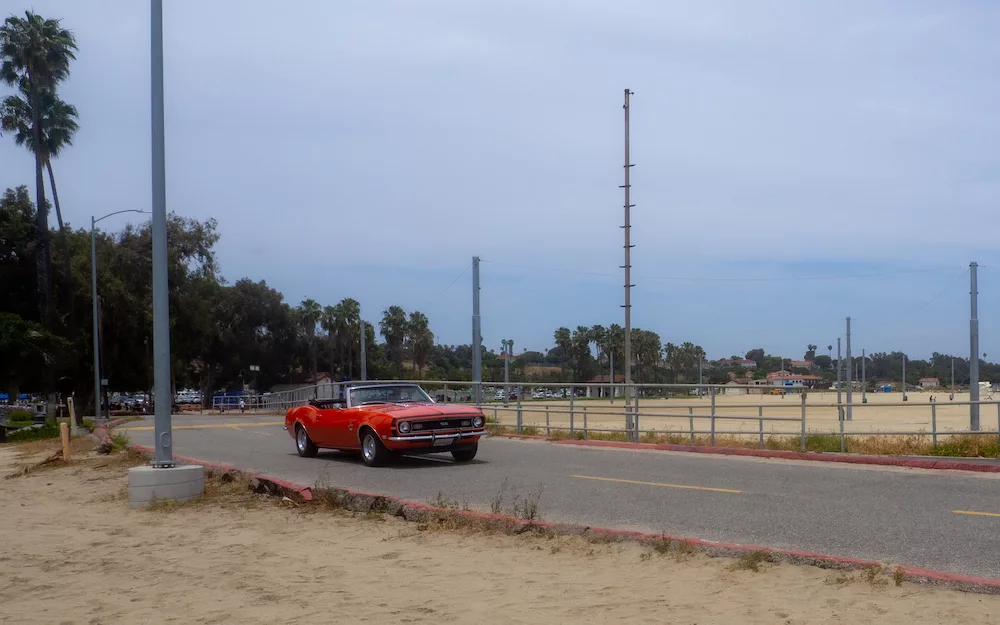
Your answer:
[494,425,1000,458]
[727,550,773,573]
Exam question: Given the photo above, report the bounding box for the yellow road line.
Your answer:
[953,510,1000,518]
[227,425,275,436]
[571,474,742,494]
[121,421,283,431]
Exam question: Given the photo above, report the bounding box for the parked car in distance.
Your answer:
[284,383,488,467]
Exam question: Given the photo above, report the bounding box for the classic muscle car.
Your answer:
[284,383,488,466]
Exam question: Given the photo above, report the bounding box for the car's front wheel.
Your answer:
[295,424,318,458]
[451,444,478,463]
[360,430,391,467]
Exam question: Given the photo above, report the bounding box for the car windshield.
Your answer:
[349,385,433,406]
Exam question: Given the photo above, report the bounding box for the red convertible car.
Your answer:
[284,383,488,466]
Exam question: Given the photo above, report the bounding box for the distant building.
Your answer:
[919,377,940,389]
[723,381,748,396]
[765,370,823,389]
[788,360,817,371]
[588,374,625,398]
[714,359,757,370]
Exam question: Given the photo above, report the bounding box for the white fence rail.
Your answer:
[210,380,1000,452]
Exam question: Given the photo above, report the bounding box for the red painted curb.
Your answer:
[524,438,1000,474]
[117,445,1000,592]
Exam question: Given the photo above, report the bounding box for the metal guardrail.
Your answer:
[211,379,1000,452]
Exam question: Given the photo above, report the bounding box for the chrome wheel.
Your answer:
[362,434,376,462]
[297,426,307,451]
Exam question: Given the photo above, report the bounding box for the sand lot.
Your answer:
[483,391,1000,438]
[2,439,1000,624]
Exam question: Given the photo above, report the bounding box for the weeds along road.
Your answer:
[120,414,1000,580]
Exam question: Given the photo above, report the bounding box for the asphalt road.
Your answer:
[121,414,1000,579]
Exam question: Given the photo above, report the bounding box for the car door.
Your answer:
[310,407,360,449]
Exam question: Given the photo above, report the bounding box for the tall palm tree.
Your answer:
[298,299,321,384]
[1,85,78,314]
[380,306,407,377]
[320,304,337,377]
[0,11,77,324]
[334,298,360,377]
[406,311,434,377]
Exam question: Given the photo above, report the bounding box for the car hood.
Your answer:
[364,403,483,418]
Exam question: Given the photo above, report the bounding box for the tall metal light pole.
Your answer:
[970,261,980,430]
[861,348,867,404]
[621,89,635,438]
[609,350,615,404]
[471,256,482,404]
[902,353,907,401]
[359,306,367,381]
[91,210,149,419]
[502,339,512,406]
[836,338,843,420]
[150,0,173,467]
[845,317,852,421]
[951,358,955,400]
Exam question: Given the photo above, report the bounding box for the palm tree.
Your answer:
[1,85,78,318]
[320,304,337,376]
[334,298,360,377]
[298,299,321,384]
[379,306,407,377]
[0,11,77,323]
[406,311,434,377]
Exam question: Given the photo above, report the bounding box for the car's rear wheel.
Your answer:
[360,429,391,467]
[451,444,478,463]
[295,424,318,458]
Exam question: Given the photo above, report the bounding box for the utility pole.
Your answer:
[902,353,907,401]
[845,317,852,421]
[359,306,367,381]
[836,338,843,420]
[951,358,955,400]
[609,350,615,405]
[472,256,482,405]
[970,261,980,430]
[502,339,512,406]
[621,89,635,439]
[150,0,173,467]
[861,348,867,404]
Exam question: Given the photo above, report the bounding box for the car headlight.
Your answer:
[473,416,484,428]
[398,421,411,433]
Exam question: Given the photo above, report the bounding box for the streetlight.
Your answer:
[501,340,513,406]
[91,209,150,419]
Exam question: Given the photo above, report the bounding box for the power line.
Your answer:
[481,259,959,283]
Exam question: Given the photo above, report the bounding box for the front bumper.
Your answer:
[388,429,488,442]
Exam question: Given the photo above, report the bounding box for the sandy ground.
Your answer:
[3,439,1000,624]
[481,391,1000,437]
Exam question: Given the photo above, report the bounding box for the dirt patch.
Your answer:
[1,440,999,624]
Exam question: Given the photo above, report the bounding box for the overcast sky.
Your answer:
[2,0,999,360]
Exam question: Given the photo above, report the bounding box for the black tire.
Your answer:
[360,429,391,467]
[451,444,478,463]
[295,424,319,458]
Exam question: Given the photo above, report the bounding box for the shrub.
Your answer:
[4,409,34,424]
[6,421,60,443]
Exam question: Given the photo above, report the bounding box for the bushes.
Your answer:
[4,409,34,424]
[5,421,60,443]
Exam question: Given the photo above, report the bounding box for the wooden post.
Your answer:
[60,422,71,462]
[67,397,77,436]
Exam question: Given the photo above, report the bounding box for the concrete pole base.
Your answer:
[128,465,205,509]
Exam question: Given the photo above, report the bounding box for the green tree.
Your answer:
[297,298,321,383]
[406,311,434,376]
[335,297,361,377]
[1,85,78,314]
[0,11,77,324]
[380,305,407,377]
[805,344,817,361]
